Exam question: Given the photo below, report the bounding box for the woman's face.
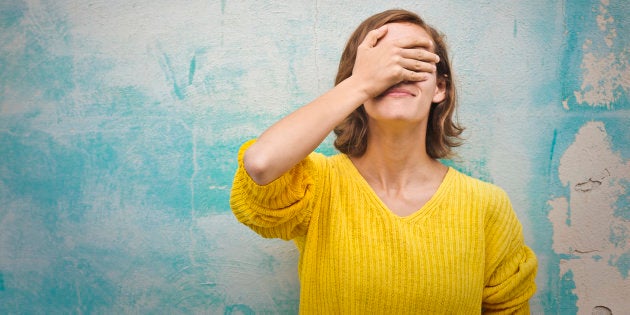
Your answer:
[363,22,445,128]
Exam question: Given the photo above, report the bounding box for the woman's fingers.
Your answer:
[401,68,432,82]
[395,37,439,76]
[400,47,440,64]
[399,58,436,74]
[361,25,388,48]
[394,36,434,51]
[352,28,440,95]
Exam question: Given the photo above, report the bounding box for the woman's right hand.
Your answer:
[351,25,441,99]
[244,25,442,185]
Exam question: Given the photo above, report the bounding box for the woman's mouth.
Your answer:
[381,87,416,97]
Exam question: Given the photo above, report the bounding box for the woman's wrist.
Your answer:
[337,75,373,107]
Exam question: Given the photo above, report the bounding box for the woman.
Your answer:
[230,9,537,314]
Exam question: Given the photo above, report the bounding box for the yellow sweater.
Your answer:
[230,140,537,314]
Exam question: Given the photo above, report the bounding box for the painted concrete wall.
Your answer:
[0,0,628,313]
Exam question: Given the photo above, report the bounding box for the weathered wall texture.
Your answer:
[0,0,628,314]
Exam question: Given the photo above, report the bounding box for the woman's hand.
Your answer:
[244,24,441,185]
[351,25,440,99]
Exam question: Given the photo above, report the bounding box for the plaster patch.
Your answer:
[548,121,630,313]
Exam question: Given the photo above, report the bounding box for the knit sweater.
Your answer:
[230,140,537,314]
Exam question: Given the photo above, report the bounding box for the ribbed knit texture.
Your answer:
[230,140,537,314]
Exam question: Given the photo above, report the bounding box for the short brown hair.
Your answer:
[333,9,464,159]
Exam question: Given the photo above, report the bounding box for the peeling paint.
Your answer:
[548,122,630,313]
[574,51,630,107]
[572,0,629,108]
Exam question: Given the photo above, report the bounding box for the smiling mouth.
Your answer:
[380,87,416,97]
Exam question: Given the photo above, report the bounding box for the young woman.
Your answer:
[230,9,537,314]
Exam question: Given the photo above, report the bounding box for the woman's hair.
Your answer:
[333,9,464,159]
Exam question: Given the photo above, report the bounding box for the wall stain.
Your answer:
[548,128,558,178]
[156,48,185,100]
[0,0,27,28]
[188,55,196,85]
[224,304,255,315]
[613,252,630,279]
[513,19,518,38]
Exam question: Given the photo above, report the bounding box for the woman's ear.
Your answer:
[432,77,447,103]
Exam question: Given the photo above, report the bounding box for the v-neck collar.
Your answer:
[339,154,454,223]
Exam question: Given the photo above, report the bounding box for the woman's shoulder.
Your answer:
[446,168,519,230]
[447,167,511,203]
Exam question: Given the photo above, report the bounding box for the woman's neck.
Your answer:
[350,124,445,191]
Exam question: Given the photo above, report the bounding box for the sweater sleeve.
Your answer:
[482,187,538,314]
[229,139,325,240]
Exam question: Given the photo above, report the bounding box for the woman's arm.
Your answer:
[482,188,538,313]
[244,25,439,185]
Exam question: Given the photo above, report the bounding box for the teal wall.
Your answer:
[1,0,628,313]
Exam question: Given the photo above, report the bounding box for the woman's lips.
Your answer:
[381,87,416,97]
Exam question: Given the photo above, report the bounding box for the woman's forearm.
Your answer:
[243,76,369,185]
[243,25,438,185]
